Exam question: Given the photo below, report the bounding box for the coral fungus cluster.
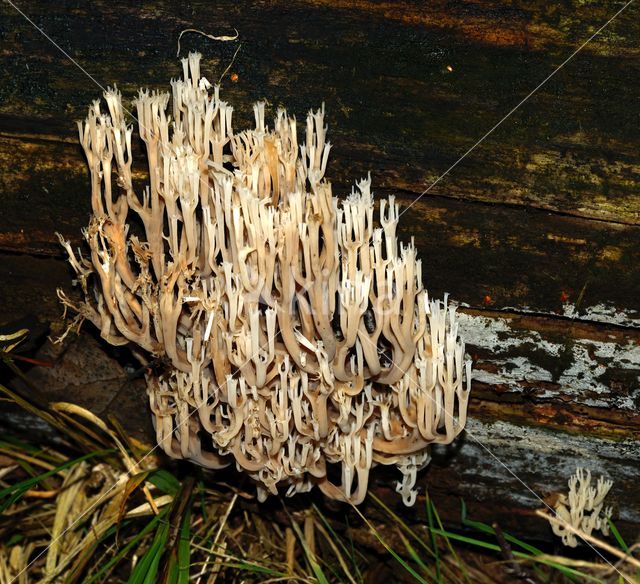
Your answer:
[551,468,613,547]
[59,53,471,505]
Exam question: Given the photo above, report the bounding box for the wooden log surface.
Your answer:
[0,0,638,542]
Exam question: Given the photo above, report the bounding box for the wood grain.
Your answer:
[1,0,638,542]
[1,138,638,325]
[1,0,639,221]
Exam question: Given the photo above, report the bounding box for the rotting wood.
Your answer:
[460,309,640,420]
[420,418,640,542]
[7,332,639,543]
[2,175,638,327]
[0,0,638,544]
[1,0,639,222]
[2,306,637,536]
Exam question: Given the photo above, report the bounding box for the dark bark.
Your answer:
[0,0,638,543]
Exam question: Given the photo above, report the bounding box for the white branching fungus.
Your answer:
[58,53,472,505]
[551,467,613,547]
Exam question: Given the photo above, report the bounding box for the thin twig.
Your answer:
[176,27,239,57]
[492,522,538,583]
[218,43,241,85]
[537,510,640,570]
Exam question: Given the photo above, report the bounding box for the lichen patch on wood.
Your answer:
[471,418,638,518]
[459,311,640,412]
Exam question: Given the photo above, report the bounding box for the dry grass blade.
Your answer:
[44,461,90,579]
[304,515,316,558]
[0,329,29,353]
[0,542,35,584]
[51,403,159,515]
[537,510,640,571]
[311,520,358,584]
[286,527,296,575]
[194,493,238,584]
[125,494,173,518]
[537,510,640,583]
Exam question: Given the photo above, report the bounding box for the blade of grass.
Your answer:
[129,518,171,584]
[288,514,330,584]
[460,499,544,557]
[108,414,149,459]
[397,530,436,582]
[312,504,364,583]
[194,493,237,584]
[607,519,629,554]
[345,515,362,581]
[426,495,442,583]
[458,499,552,582]
[370,492,474,584]
[429,527,601,582]
[65,520,123,584]
[428,496,470,584]
[369,493,436,560]
[468,502,615,582]
[6,455,57,492]
[0,436,49,456]
[0,381,94,449]
[50,408,113,449]
[0,449,113,513]
[0,446,57,471]
[198,478,208,524]
[312,519,361,584]
[147,469,181,496]
[164,492,193,584]
[84,509,170,584]
[216,560,288,577]
[157,476,195,583]
[350,503,428,584]
[176,503,192,584]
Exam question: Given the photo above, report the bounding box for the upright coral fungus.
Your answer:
[58,53,472,505]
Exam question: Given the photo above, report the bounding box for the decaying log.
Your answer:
[0,0,638,543]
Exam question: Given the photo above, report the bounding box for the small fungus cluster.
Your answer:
[59,53,471,505]
[552,468,613,547]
